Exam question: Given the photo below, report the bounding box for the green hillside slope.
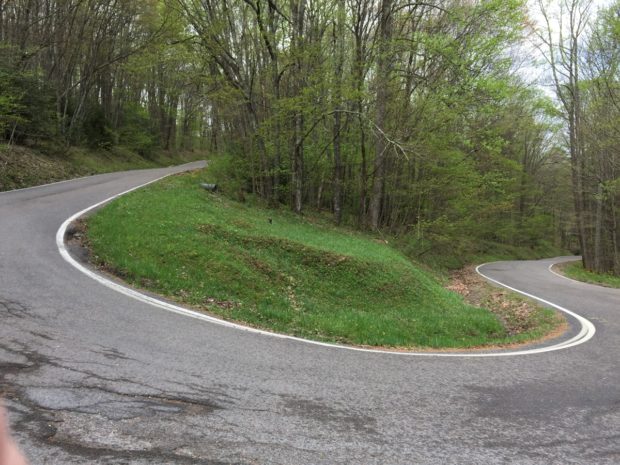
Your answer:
[86,170,561,349]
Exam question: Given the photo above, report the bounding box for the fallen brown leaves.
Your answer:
[204,297,237,310]
[447,266,563,336]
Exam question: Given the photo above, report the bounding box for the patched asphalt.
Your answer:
[1,164,618,464]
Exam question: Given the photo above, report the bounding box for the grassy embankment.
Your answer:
[556,260,620,288]
[0,143,203,192]
[86,169,563,349]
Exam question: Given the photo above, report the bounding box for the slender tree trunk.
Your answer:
[332,0,345,225]
[291,0,306,214]
[570,109,590,268]
[358,121,368,227]
[369,0,393,229]
[210,105,218,151]
[611,192,619,274]
[352,0,369,227]
[0,0,5,42]
[292,114,304,214]
[593,181,604,271]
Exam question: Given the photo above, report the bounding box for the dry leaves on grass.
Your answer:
[446,281,469,296]
[447,267,542,335]
[204,297,238,310]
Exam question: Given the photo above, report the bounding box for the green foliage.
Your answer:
[0,0,574,264]
[0,91,25,137]
[82,105,116,149]
[396,231,563,272]
[117,104,157,156]
[204,152,251,200]
[0,46,55,142]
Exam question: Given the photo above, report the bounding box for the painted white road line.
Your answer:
[55,172,596,357]
[475,264,596,352]
[547,261,601,288]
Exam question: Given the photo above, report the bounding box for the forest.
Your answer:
[0,0,618,276]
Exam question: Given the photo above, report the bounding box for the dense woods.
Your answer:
[538,0,620,275]
[0,0,618,275]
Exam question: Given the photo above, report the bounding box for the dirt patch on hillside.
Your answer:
[0,145,75,191]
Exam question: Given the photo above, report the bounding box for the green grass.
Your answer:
[560,260,620,288]
[86,170,561,349]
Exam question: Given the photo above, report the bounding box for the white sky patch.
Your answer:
[518,0,616,96]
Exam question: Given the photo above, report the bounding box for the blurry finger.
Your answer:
[0,404,28,465]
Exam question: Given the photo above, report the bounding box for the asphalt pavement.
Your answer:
[0,163,618,464]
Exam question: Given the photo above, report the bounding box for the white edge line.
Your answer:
[474,264,595,352]
[548,262,582,284]
[547,261,606,288]
[55,171,596,358]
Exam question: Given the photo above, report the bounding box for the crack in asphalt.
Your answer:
[0,332,240,463]
[0,297,39,320]
[0,325,378,463]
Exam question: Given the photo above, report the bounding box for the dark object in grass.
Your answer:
[200,183,218,192]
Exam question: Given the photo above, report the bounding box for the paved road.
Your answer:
[1,164,618,464]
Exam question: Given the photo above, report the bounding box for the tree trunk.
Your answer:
[369,0,393,229]
[292,114,304,214]
[332,0,345,225]
[291,0,306,214]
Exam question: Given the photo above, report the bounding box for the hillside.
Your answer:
[0,144,203,192]
[85,170,562,349]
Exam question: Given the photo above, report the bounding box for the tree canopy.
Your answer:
[1,0,618,274]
